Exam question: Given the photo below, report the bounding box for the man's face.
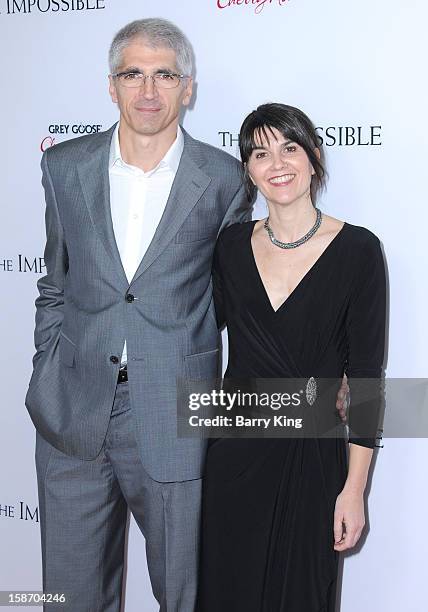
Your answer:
[109,40,193,137]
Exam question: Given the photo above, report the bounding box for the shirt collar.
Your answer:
[109,122,184,175]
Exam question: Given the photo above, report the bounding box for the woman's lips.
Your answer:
[268,174,296,186]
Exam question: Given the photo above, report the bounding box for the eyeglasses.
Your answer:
[111,71,188,89]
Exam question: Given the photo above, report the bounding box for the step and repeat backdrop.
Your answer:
[1,1,427,610]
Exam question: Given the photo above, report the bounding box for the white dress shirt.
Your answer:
[109,123,184,363]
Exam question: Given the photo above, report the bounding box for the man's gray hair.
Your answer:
[109,18,194,76]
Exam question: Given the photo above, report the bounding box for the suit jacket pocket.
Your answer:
[59,331,76,367]
[174,227,218,243]
[184,348,220,381]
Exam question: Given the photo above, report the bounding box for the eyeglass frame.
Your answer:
[111,70,190,89]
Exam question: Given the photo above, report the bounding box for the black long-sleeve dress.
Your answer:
[197,220,386,612]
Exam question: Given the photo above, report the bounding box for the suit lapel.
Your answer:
[130,131,211,283]
[76,124,211,287]
[76,123,129,289]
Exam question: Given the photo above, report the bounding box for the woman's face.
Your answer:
[246,126,316,208]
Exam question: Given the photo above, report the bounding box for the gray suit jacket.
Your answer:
[25,123,251,482]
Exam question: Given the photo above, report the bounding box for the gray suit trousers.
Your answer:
[36,381,202,612]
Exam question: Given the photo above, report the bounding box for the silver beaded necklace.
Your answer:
[264,208,322,249]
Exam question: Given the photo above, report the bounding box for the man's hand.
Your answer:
[336,374,349,423]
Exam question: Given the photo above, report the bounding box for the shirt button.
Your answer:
[126,294,135,303]
[110,355,119,364]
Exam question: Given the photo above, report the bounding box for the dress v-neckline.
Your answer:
[248,219,347,314]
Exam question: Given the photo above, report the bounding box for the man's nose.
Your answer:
[140,76,157,99]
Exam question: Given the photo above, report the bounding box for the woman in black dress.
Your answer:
[197,104,386,611]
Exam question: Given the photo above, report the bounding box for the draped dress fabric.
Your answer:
[197,220,386,612]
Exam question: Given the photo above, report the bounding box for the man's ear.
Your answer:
[109,75,118,104]
[182,77,193,107]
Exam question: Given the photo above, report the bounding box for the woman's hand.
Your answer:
[333,487,365,551]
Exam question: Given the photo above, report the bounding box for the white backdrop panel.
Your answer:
[1,1,427,610]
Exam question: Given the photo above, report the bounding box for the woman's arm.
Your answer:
[345,232,387,448]
[334,232,387,550]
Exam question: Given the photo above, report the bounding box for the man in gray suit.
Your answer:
[25,18,249,612]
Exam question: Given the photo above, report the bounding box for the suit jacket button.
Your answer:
[110,355,119,364]
[126,294,135,303]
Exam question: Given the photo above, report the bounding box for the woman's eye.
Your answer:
[285,146,297,153]
[255,152,267,159]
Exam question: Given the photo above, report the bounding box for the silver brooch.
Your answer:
[306,377,317,406]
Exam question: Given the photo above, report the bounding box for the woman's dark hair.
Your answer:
[239,103,327,204]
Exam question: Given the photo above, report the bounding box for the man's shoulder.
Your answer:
[193,137,240,166]
[183,130,241,175]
